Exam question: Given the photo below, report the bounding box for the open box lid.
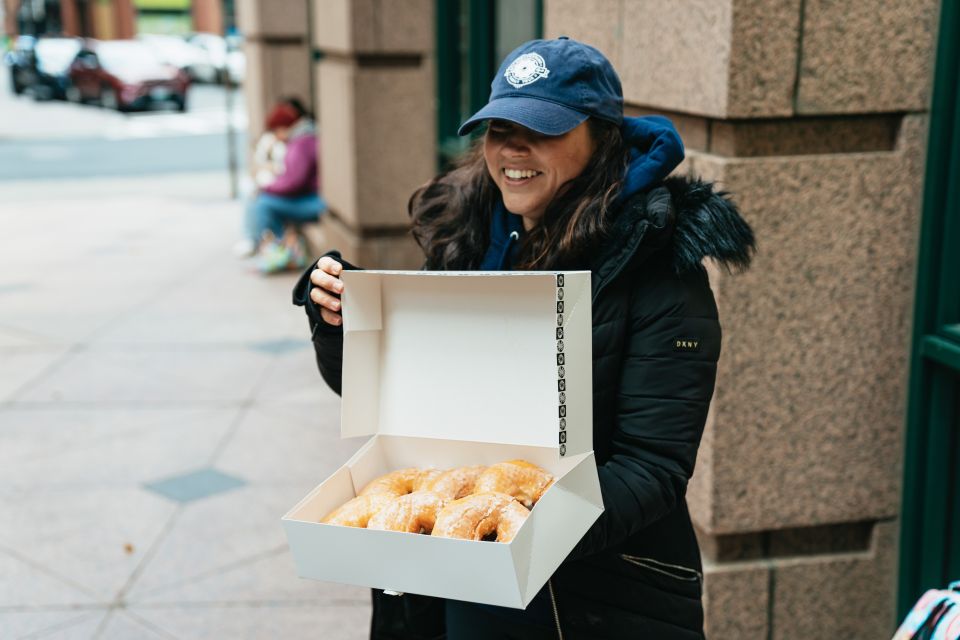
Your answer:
[340,271,592,457]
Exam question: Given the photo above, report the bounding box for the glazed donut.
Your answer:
[367,491,446,534]
[321,493,395,528]
[432,492,530,543]
[473,460,555,508]
[418,465,486,500]
[358,467,440,497]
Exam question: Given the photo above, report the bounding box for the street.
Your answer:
[0,67,247,181]
[0,68,369,639]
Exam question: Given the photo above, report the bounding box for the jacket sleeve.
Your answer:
[569,265,720,559]
[291,250,361,396]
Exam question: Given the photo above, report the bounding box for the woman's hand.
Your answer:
[309,256,344,326]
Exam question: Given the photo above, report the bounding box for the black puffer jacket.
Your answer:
[292,176,754,639]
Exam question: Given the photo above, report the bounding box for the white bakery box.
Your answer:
[281,270,603,609]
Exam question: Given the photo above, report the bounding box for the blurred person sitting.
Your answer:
[237,98,326,273]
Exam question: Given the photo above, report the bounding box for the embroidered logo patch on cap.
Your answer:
[504,52,550,88]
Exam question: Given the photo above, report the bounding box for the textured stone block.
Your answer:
[697,527,765,563]
[621,0,732,116]
[710,115,900,157]
[319,57,435,229]
[703,560,770,639]
[726,0,801,118]
[772,521,897,639]
[314,0,433,54]
[543,0,623,71]
[236,0,309,39]
[321,214,424,270]
[243,41,313,141]
[627,106,709,152]
[317,59,358,227]
[796,0,938,114]
[312,0,351,52]
[688,115,926,533]
[353,63,435,227]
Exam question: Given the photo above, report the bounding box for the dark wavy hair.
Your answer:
[409,119,631,270]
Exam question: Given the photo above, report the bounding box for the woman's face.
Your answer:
[483,119,595,229]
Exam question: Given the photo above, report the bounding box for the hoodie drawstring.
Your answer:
[499,230,519,270]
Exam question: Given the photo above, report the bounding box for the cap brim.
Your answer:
[457,96,589,136]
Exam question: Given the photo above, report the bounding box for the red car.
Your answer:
[66,39,190,112]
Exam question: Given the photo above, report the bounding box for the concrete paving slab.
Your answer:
[0,488,178,601]
[251,346,343,407]
[0,408,238,490]
[0,611,103,640]
[0,324,60,349]
[27,612,109,640]
[214,404,363,488]
[13,346,273,406]
[0,348,72,403]
[0,551,101,608]
[124,486,296,599]
[92,610,174,639]
[129,603,369,640]
[129,546,369,606]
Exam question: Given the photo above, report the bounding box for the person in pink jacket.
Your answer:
[245,99,326,272]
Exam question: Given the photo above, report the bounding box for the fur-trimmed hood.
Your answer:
[592,175,755,287]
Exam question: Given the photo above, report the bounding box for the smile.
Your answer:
[502,168,542,183]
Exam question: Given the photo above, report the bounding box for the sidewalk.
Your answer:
[0,172,369,639]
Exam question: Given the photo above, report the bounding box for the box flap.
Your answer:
[340,271,592,457]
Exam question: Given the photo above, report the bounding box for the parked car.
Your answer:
[66,40,190,112]
[6,36,81,99]
[139,33,219,84]
[187,32,245,85]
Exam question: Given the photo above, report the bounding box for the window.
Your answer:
[435,0,542,170]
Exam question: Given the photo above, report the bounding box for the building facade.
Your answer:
[240,1,955,637]
[2,0,225,40]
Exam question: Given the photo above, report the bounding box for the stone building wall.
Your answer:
[546,1,938,637]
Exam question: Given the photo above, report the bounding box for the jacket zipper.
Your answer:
[547,579,564,640]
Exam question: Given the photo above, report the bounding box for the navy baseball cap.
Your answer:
[458,36,624,137]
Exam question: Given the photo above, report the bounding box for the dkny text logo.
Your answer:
[673,338,701,352]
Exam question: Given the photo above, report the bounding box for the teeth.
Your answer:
[504,169,539,180]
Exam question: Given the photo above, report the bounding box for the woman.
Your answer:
[245,97,326,273]
[294,37,754,639]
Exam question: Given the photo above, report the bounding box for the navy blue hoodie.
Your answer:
[477,115,685,270]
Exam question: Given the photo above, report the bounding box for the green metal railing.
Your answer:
[897,0,960,620]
